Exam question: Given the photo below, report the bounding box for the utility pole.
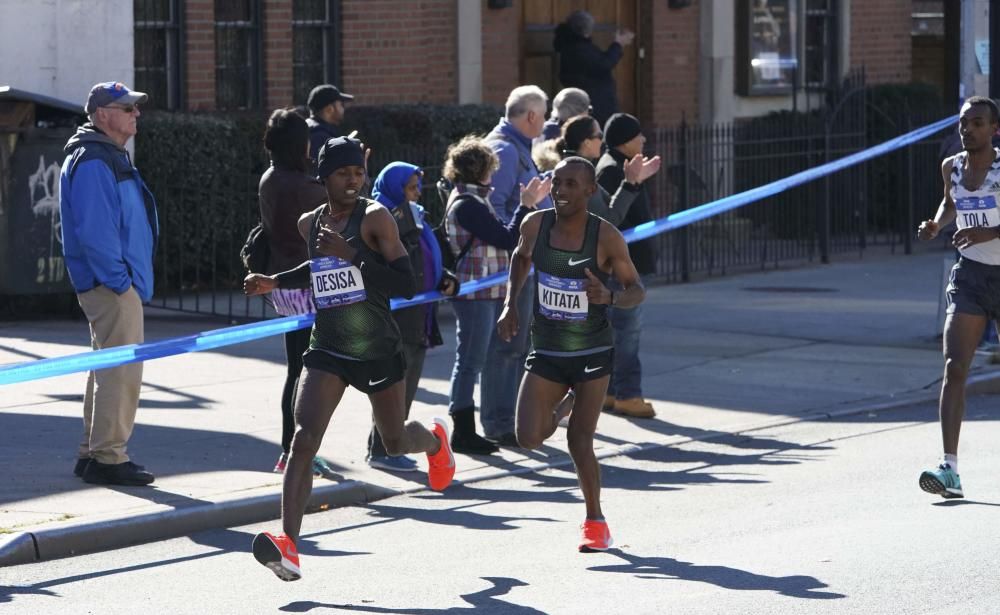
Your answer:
[959,0,990,100]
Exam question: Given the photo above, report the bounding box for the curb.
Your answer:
[0,480,397,568]
[4,368,998,568]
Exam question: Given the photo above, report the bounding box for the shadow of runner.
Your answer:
[279,576,545,614]
[361,501,559,531]
[588,550,845,599]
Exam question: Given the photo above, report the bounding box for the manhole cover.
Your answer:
[742,286,838,293]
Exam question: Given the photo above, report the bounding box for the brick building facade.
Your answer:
[140,0,915,127]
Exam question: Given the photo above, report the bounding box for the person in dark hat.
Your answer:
[243,136,456,582]
[60,81,159,487]
[595,113,657,419]
[306,84,355,168]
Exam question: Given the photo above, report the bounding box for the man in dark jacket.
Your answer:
[59,82,159,486]
[554,10,634,126]
[595,113,656,419]
[306,84,354,167]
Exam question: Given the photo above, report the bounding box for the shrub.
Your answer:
[135,104,501,292]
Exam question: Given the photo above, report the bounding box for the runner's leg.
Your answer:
[567,375,611,520]
[282,367,347,542]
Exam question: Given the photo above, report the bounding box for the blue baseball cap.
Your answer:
[85,82,148,114]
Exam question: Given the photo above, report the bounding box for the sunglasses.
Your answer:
[107,103,139,114]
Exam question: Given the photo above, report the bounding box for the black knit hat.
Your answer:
[604,113,642,148]
[317,137,365,179]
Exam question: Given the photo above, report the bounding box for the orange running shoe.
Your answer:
[426,417,456,491]
[579,519,614,552]
[252,531,301,581]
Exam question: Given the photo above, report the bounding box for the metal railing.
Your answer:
[149,100,953,320]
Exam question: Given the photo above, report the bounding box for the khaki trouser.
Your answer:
[77,286,144,464]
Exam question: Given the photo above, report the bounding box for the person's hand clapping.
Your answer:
[520,175,552,210]
[623,154,662,185]
[615,29,635,46]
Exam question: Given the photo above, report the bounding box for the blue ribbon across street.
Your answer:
[0,114,957,386]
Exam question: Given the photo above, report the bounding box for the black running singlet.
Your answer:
[531,209,613,355]
[307,199,402,360]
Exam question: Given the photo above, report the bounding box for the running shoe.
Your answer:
[919,463,964,499]
[579,519,614,552]
[367,455,420,473]
[312,456,338,479]
[273,453,288,474]
[427,417,456,491]
[252,532,301,581]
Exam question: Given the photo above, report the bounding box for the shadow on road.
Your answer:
[588,550,845,599]
[278,576,544,614]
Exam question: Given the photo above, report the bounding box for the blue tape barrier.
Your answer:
[0,114,956,386]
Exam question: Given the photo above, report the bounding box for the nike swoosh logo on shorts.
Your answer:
[583,365,601,373]
[568,257,591,266]
[368,377,388,386]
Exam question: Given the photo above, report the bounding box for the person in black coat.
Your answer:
[553,10,634,127]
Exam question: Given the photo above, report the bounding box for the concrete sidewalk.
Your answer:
[2,247,997,567]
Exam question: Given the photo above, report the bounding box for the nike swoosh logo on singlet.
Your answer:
[583,365,601,373]
[369,377,388,386]
[568,257,591,266]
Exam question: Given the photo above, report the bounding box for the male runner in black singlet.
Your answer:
[497,156,645,551]
[243,137,455,580]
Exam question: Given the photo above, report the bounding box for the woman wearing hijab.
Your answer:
[367,162,459,471]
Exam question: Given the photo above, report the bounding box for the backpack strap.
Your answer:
[445,193,477,267]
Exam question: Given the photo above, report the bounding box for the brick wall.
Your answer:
[263,0,293,109]
[184,0,215,111]
[641,0,699,127]
[850,0,912,84]
[338,0,457,104]
[481,0,520,107]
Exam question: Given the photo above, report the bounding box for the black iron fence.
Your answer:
[149,100,954,320]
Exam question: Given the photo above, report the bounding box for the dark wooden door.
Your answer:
[521,1,639,116]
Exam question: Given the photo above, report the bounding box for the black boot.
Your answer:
[450,407,499,455]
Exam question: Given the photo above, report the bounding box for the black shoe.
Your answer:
[450,406,499,455]
[73,457,91,478]
[486,432,520,448]
[82,460,155,486]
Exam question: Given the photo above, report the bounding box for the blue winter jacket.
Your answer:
[486,119,552,224]
[59,125,159,302]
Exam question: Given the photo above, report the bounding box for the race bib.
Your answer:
[310,256,366,309]
[956,195,999,229]
[538,272,588,321]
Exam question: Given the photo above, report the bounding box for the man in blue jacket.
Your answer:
[60,82,159,486]
[481,85,553,446]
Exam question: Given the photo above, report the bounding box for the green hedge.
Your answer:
[135,104,500,292]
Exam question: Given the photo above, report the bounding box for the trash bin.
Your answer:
[0,86,85,295]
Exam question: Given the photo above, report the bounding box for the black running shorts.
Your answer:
[525,348,614,386]
[946,257,1000,320]
[302,348,406,394]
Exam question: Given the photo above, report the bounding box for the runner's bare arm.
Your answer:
[354,205,416,299]
[497,211,543,343]
[504,210,543,309]
[596,221,644,309]
[919,158,957,241]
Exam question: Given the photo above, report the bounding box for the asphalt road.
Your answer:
[4,393,1000,615]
